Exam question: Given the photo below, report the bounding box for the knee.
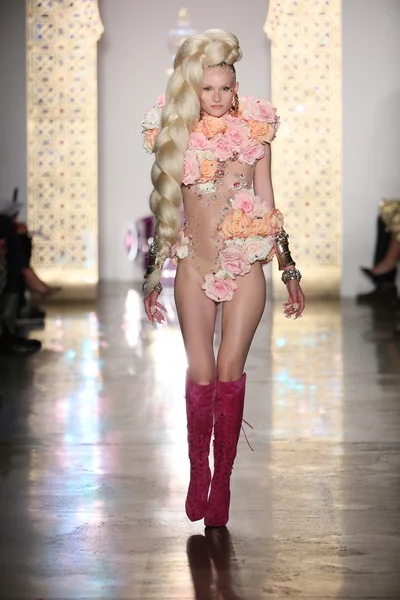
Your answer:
[187,367,216,386]
[217,356,244,382]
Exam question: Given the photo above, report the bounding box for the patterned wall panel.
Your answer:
[265,0,342,297]
[26,0,103,296]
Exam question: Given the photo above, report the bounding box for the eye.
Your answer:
[222,87,231,92]
[203,87,212,91]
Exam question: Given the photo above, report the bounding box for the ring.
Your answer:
[150,306,156,315]
[292,302,299,309]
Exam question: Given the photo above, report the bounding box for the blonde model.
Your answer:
[142,30,305,527]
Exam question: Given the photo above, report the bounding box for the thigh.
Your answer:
[174,259,218,384]
[217,262,266,381]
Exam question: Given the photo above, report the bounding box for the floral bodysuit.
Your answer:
[142,95,282,302]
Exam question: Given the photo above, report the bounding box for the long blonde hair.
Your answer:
[146,29,242,293]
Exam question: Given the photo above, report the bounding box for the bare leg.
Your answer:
[174,259,218,383]
[217,262,266,381]
[22,267,51,295]
[205,264,267,527]
[372,234,400,275]
[175,259,218,521]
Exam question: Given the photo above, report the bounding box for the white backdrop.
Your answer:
[342,0,400,296]
[1,0,399,295]
[0,0,26,211]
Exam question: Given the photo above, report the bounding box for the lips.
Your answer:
[211,105,223,109]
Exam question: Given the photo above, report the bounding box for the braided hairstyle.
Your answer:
[146,29,242,294]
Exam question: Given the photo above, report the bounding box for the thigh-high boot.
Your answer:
[185,376,216,521]
[205,374,246,527]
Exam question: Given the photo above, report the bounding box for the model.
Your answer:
[142,30,305,527]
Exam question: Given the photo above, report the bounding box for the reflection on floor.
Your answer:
[0,283,399,599]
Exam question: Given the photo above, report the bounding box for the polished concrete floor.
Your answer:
[0,283,399,599]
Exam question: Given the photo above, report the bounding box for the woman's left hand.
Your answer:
[283,280,305,319]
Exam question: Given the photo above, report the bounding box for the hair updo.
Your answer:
[146,29,242,294]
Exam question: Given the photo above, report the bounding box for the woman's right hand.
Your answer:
[144,288,167,324]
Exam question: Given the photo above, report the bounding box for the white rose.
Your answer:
[197,181,216,194]
[142,106,161,130]
[244,236,271,262]
[177,245,189,259]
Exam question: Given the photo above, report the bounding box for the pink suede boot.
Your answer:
[185,376,216,521]
[204,374,246,527]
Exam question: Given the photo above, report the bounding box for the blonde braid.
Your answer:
[144,30,242,296]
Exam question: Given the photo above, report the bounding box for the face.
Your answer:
[200,67,239,118]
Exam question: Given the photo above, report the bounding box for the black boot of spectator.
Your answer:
[0,293,41,355]
[356,282,399,307]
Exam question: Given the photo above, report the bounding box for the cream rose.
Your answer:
[243,236,271,262]
[219,244,251,277]
[142,106,161,130]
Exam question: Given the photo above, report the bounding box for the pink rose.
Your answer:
[211,134,233,161]
[231,189,255,214]
[182,150,201,185]
[188,132,212,151]
[157,93,166,108]
[202,272,238,302]
[219,244,251,276]
[240,139,265,165]
[225,121,250,148]
[241,96,277,123]
[243,236,271,262]
[249,196,270,218]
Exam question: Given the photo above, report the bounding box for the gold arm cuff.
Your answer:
[273,229,296,270]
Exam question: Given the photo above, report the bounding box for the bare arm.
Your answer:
[254,143,305,319]
[253,143,275,209]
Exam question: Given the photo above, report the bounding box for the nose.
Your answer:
[212,89,221,102]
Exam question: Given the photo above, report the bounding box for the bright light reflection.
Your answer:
[272,302,343,441]
[124,289,142,349]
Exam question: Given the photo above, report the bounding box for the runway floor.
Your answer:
[0,283,399,599]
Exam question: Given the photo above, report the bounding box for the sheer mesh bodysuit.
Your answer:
[181,158,255,277]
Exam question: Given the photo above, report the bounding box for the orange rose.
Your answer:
[144,128,158,152]
[219,209,253,239]
[249,120,275,142]
[192,121,204,134]
[199,158,218,182]
[202,116,227,138]
[262,208,284,235]
[244,218,269,237]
